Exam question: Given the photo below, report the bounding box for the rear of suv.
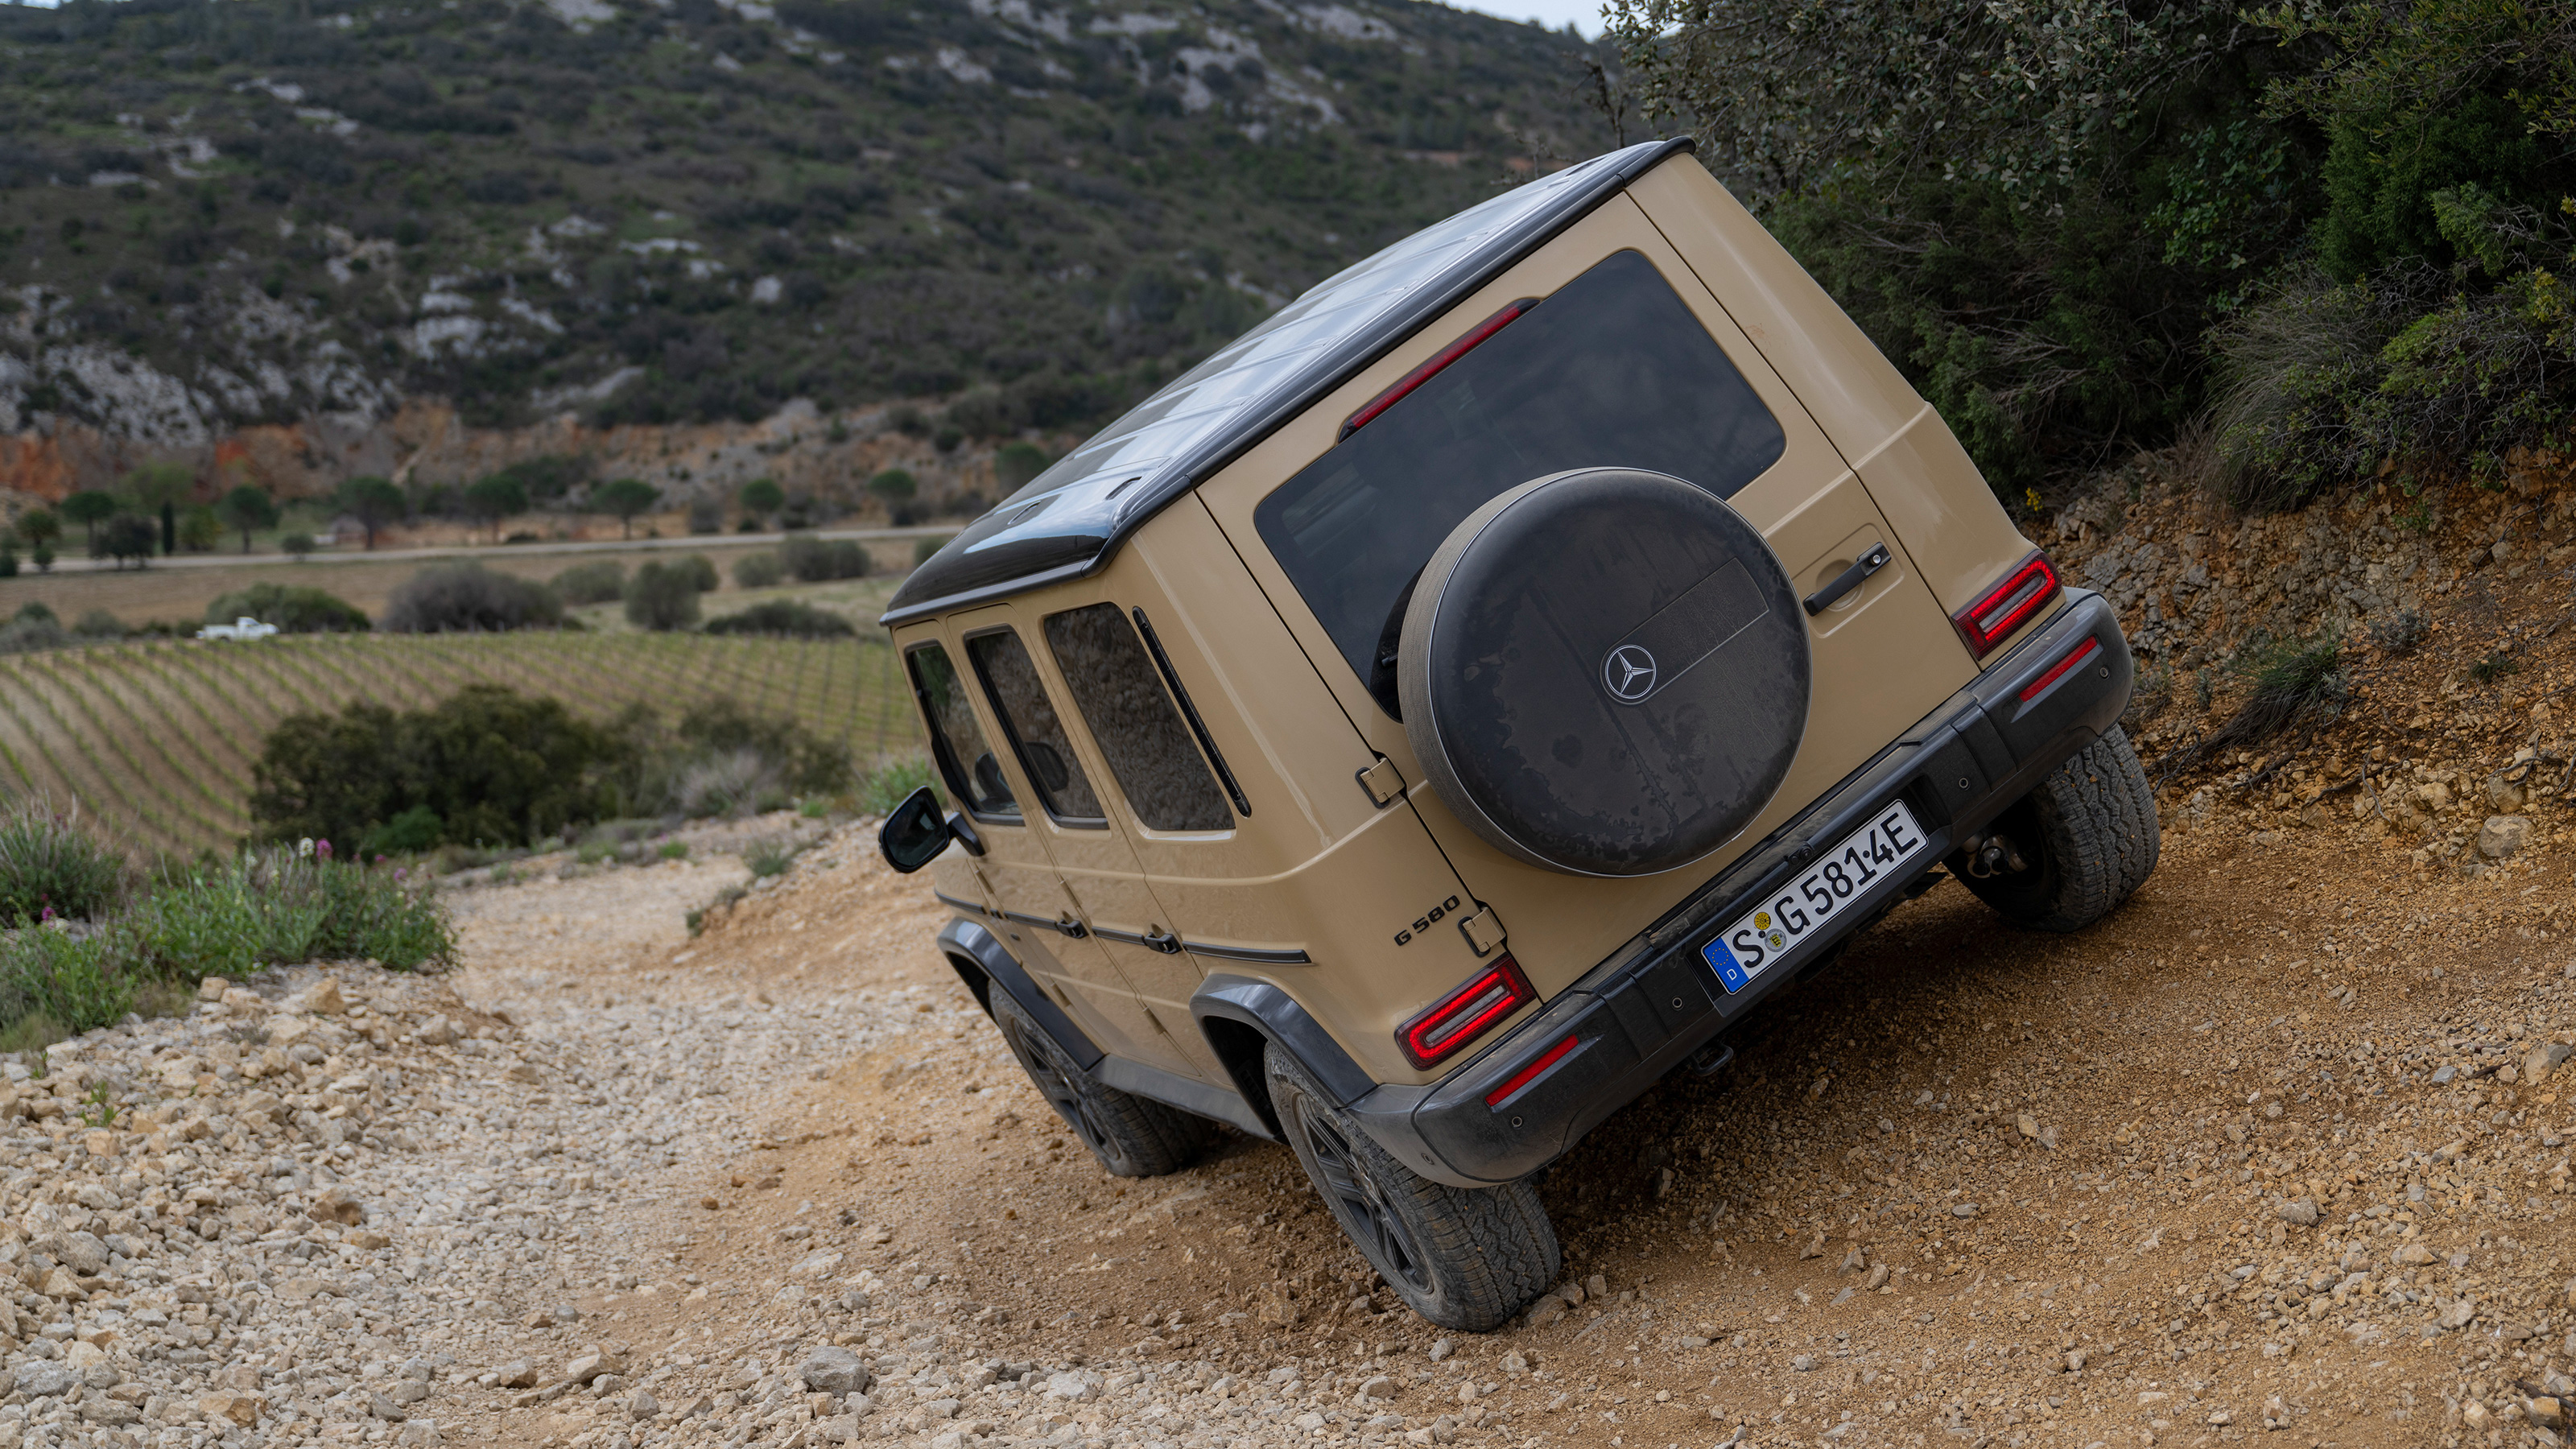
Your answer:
[874,139,2157,1330]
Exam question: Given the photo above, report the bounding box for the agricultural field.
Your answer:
[0,630,919,860]
[0,537,924,633]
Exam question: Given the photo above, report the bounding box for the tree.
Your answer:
[120,460,194,513]
[337,476,407,551]
[282,532,317,561]
[97,514,157,569]
[868,468,919,504]
[464,473,529,543]
[217,485,279,552]
[593,477,661,539]
[623,560,703,631]
[61,491,118,547]
[177,505,222,553]
[13,508,61,552]
[737,477,786,526]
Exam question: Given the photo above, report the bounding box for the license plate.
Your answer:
[1703,801,1929,993]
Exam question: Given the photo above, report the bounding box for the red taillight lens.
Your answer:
[1397,955,1535,1069]
[2017,636,2101,704]
[1339,299,1537,441]
[1953,551,2060,658]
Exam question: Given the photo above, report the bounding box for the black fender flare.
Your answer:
[1188,974,1377,1141]
[936,918,1104,1074]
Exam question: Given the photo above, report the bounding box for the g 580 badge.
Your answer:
[1393,895,1462,947]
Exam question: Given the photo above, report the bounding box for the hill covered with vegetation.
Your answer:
[0,0,1613,448]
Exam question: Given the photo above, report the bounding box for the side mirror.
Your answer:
[878,786,982,873]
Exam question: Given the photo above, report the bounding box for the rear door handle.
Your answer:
[1803,543,1892,617]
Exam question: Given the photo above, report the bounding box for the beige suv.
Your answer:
[874,140,2157,1330]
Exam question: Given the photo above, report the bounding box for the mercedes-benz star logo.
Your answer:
[1602,643,1657,703]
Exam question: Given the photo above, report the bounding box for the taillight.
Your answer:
[1953,551,2060,658]
[1397,955,1535,1069]
[1339,299,1537,441]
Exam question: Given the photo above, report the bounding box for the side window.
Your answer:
[1042,604,1232,833]
[966,629,1107,826]
[906,642,1018,820]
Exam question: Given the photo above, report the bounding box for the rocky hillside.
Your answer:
[0,0,1616,498]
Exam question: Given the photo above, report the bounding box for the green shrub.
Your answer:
[857,756,935,815]
[551,559,628,605]
[658,840,689,860]
[382,562,563,632]
[0,925,134,1040]
[128,851,452,983]
[624,559,704,630]
[0,601,70,654]
[745,839,796,877]
[868,467,919,502]
[733,551,785,588]
[0,798,126,923]
[250,684,625,850]
[357,804,444,858]
[778,531,869,582]
[73,609,125,639]
[202,581,371,634]
[703,601,856,638]
[679,554,720,592]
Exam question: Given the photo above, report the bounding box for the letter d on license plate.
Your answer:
[1702,801,1927,993]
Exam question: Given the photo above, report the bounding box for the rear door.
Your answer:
[1194,193,1975,997]
[953,605,1221,1084]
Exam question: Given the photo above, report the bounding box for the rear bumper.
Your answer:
[1350,590,2134,1187]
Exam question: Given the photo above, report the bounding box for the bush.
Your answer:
[703,601,857,638]
[201,582,370,634]
[733,551,785,588]
[914,536,950,567]
[249,684,625,850]
[679,553,720,592]
[623,560,703,631]
[72,609,124,639]
[97,514,156,568]
[131,850,452,981]
[382,561,563,632]
[687,497,725,534]
[0,926,134,1041]
[609,696,854,818]
[0,602,68,654]
[0,798,125,923]
[779,531,870,582]
[551,559,628,605]
[857,756,934,815]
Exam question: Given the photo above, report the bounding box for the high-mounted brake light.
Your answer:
[1339,299,1538,442]
[2018,636,2101,704]
[1397,955,1535,1070]
[1953,551,2061,658]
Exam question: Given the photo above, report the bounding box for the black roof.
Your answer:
[880,138,1695,628]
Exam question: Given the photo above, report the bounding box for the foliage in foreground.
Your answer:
[2,845,451,1046]
[0,797,126,923]
[250,684,857,852]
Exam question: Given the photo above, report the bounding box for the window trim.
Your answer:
[1129,606,1251,819]
[961,624,1111,831]
[903,640,1024,828]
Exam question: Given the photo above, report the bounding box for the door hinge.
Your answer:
[1457,905,1506,957]
[1356,756,1406,807]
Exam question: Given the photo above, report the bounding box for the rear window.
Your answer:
[1253,248,1789,715]
[967,628,1108,826]
[1043,604,1232,833]
[906,642,1018,820]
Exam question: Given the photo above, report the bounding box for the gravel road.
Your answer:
[10,803,2576,1449]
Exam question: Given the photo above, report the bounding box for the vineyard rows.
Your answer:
[0,632,915,858]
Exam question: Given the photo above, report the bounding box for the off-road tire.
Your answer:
[1265,1043,1558,1331]
[989,989,1211,1178]
[1956,725,2160,932]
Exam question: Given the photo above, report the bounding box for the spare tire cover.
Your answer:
[1397,468,1810,877]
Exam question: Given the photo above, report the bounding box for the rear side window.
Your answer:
[1254,249,1789,715]
[1043,604,1232,833]
[906,643,1018,820]
[967,629,1107,826]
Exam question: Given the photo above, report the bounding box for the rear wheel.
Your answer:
[1955,726,2160,932]
[990,988,1211,1177]
[1265,1043,1558,1331]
